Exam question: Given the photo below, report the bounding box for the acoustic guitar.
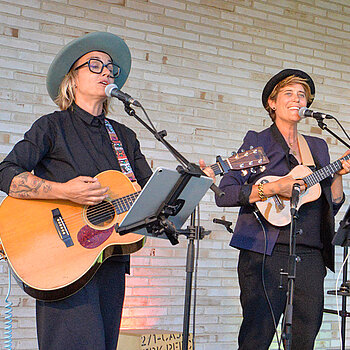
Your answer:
[0,148,269,301]
[255,153,350,226]
[0,170,143,301]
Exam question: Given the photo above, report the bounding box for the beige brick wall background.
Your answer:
[0,0,350,349]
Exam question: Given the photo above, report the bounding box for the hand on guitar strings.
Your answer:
[199,159,216,183]
[61,176,109,205]
[265,176,306,199]
[335,150,350,176]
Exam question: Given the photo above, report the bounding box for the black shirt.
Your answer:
[0,103,153,264]
[0,104,152,190]
[270,124,323,249]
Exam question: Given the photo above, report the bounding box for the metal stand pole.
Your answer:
[181,209,207,350]
[282,210,299,350]
[324,246,350,350]
[340,247,348,349]
[182,212,196,350]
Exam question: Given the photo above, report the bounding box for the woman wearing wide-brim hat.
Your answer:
[0,32,152,349]
[216,69,350,349]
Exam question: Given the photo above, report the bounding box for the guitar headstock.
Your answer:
[229,146,269,171]
[211,146,269,176]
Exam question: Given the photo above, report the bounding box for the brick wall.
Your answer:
[0,0,350,349]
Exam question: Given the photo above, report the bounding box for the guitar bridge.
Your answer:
[52,208,74,248]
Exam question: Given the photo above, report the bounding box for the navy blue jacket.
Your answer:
[215,124,343,271]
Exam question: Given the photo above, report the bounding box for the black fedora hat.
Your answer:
[46,32,131,102]
[262,69,315,110]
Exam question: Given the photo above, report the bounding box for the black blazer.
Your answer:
[216,124,344,271]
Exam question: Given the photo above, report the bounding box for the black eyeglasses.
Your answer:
[74,58,121,78]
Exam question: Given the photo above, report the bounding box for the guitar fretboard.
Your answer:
[211,162,229,176]
[112,191,141,214]
[303,154,350,188]
[210,155,248,175]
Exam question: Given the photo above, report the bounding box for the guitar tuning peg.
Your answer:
[240,149,245,153]
[231,151,237,156]
[241,169,248,176]
[260,166,266,173]
[250,146,254,149]
[250,168,256,173]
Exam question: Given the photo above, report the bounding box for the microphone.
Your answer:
[290,183,301,215]
[298,107,333,120]
[105,84,141,107]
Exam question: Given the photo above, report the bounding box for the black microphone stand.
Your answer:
[324,205,350,350]
[310,115,350,350]
[123,103,223,198]
[281,186,301,350]
[314,116,350,149]
[177,213,211,350]
[122,102,223,350]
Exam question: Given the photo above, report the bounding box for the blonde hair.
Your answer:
[54,63,111,115]
[266,75,313,121]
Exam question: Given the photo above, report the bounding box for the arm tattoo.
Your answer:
[9,172,52,198]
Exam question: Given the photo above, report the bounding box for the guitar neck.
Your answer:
[112,190,141,214]
[210,160,230,176]
[210,153,248,175]
[303,154,350,188]
[209,147,269,176]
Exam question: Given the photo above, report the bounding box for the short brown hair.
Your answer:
[266,75,313,121]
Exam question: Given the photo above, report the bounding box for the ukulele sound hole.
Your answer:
[86,201,115,227]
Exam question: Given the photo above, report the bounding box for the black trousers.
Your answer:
[237,245,326,350]
[36,260,126,350]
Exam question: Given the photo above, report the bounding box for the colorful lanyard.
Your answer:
[104,119,136,182]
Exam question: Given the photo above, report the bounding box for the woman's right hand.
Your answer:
[268,175,305,198]
[61,176,109,205]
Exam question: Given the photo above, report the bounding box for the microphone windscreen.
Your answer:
[105,83,118,97]
[298,106,308,118]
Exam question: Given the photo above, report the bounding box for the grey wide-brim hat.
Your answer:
[46,32,131,102]
[262,68,315,110]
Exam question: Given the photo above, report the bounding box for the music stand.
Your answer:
[117,166,213,350]
[117,167,213,240]
[324,205,350,350]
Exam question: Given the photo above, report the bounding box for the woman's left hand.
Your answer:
[336,150,350,176]
[199,159,216,183]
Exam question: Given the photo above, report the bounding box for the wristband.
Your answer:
[258,183,267,201]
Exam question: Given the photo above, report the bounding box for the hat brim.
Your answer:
[46,32,131,102]
[262,69,315,109]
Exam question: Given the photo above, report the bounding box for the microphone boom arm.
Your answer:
[122,103,225,197]
[315,119,350,149]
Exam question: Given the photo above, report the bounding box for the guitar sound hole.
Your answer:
[86,201,115,227]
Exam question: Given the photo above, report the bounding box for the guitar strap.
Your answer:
[298,134,315,167]
[104,119,137,182]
